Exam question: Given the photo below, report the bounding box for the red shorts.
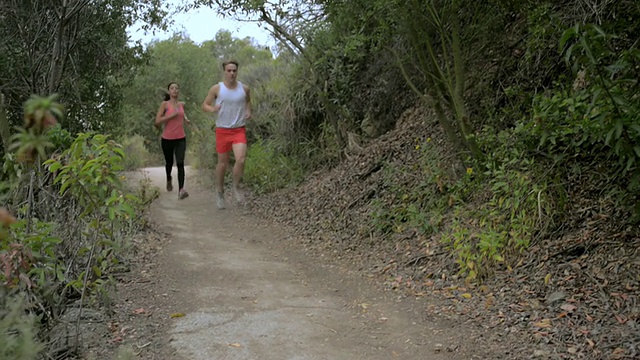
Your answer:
[215,127,247,153]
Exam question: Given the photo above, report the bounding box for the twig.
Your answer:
[74,230,98,352]
[26,170,35,233]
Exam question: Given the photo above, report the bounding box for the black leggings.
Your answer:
[161,137,186,189]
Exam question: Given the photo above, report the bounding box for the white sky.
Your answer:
[127,4,275,47]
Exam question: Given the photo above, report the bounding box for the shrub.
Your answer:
[119,134,154,170]
[244,139,305,194]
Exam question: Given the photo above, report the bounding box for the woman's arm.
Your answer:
[181,102,191,125]
[155,101,177,126]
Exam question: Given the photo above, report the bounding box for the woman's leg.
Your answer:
[174,138,186,190]
[161,138,175,191]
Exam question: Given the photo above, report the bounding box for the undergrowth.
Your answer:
[0,95,157,359]
[244,139,305,194]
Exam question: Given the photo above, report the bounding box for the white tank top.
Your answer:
[215,81,246,128]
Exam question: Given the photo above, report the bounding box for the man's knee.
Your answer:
[217,154,230,167]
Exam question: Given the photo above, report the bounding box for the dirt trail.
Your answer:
[121,166,496,360]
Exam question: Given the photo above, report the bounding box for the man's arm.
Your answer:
[202,84,221,113]
[244,85,252,120]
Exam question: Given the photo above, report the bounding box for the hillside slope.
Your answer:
[250,106,639,360]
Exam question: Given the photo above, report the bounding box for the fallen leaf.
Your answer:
[533,319,552,328]
[170,313,185,318]
[111,336,123,343]
[229,343,242,348]
[586,338,594,347]
[560,304,577,312]
[567,347,577,354]
[614,314,627,324]
[544,273,552,285]
[610,348,625,359]
[461,293,472,299]
[133,308,145,315]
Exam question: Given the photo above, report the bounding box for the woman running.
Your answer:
[155,82,190,199]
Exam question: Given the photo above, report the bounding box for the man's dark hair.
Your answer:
[222,60,239,70]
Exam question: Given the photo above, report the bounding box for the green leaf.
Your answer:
[48,161,62,173]
[92,265,102,278]
[605,128,615,146]
[625,157,634,172]
[559,27,577,53]
[591,24,607,38]
[615,120,623,139]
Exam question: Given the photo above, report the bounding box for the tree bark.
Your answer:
[0,93,11,152]
[48,0,69,94]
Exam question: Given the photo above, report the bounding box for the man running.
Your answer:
[202,60,252,209]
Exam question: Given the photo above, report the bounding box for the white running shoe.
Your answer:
[233,187,245,203]
[216,192,225,209]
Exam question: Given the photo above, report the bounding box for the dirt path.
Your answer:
[114,167,501,360]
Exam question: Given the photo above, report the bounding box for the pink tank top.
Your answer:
[162,102,186,140]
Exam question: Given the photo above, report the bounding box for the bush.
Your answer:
[0,292,40,360]
[119,134,154,170]
[244,139,305,194]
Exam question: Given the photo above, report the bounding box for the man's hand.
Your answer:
[244,111,252,120]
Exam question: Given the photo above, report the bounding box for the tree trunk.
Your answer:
[0,93,11,152]
[48,0,69,94]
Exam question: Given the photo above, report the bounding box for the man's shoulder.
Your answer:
[211,83,221,91]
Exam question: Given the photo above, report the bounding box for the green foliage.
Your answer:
[0,0,170,135]
[554,24,640,178]
[244,139,304,194]
[46,133,141,234]
[0,94,154,358]
[4,220,63,290]
[0,292,40,360]
[369,139,454,237]
[47,124,75,153]
[119,134,155,170]
[9,94,62,163]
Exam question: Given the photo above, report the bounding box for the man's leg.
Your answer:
[215,151,229,209]
[231,142,247,193]
[216,152,230,193]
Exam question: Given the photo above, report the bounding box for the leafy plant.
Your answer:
[557,24,640,178]
[244,139,304,194]
[0,291,40,360]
